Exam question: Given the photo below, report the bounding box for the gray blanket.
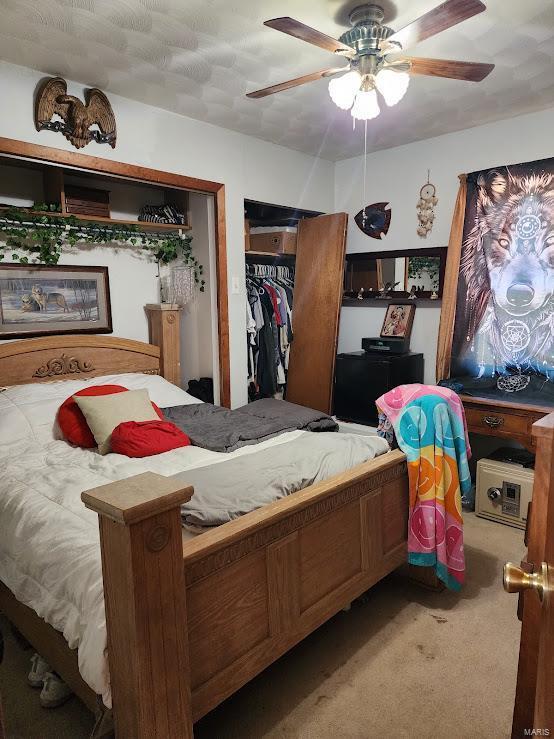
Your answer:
[174,432,389,527]
[163,398,338,452]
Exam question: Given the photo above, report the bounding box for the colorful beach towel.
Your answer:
[376,384,471,591]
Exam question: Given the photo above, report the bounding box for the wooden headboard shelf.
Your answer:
[0,335,161,387]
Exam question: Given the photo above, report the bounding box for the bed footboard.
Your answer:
[83,450,408,737]
[181,449,408,721]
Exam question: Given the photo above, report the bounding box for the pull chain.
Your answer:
[363,119,368,209]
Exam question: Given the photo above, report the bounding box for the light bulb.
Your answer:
[375,68,410,106]
[328,70,361,110]
[350,89,380,120]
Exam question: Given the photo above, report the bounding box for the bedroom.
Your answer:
[0,1,552,737]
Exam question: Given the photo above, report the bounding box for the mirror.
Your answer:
[343,247,447,303]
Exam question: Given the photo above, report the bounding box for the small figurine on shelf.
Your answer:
[430,290,439,300]
[378,281,400,299]
[357,287,365,300]
[408,286,418,300]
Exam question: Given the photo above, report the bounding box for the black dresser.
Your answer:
[334,350,424,425]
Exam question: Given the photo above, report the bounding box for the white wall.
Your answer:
[180,192,220,403]
[0,60,335,407]
[3,57,552,400]
[335,107,554,384]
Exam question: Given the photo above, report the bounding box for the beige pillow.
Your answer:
[74,389,159,454]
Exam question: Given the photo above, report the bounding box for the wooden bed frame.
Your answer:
[0,334,409,738]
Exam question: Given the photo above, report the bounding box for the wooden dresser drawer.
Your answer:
[464,407,531,436]
[463,399,548,451]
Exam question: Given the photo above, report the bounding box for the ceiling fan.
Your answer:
[246,0,495,120]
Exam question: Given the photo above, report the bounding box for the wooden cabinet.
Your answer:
[462,396,549,451]
[334,351,424,425]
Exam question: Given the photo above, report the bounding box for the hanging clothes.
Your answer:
[245,263,295,401]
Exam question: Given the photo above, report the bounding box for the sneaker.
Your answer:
[39,672,73,708]
[27,653,51,688]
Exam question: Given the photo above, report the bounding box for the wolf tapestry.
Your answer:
[450,157,554,401]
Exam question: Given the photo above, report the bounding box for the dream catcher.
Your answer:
[417,171,438,238]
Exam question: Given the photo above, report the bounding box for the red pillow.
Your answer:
[57,385,164,448]
[111,420,191,458]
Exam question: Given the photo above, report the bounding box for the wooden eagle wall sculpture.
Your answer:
[34,77,117,150]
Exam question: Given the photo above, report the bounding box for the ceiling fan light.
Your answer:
[350,89,380,121]
[328,70,361,110]
[375,69,410,107]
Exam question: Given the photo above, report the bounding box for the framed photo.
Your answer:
[0,264,112,339]
[380,303,415,340]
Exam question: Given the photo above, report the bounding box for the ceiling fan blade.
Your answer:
[264,17,355,56]
[246,68,346,99]
[388,0,487,49]
[405,56,494,81]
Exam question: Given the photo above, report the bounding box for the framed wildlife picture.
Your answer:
[380,303,416,340]
[0,264,112,339]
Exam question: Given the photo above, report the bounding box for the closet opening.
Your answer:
[244,199,320,403]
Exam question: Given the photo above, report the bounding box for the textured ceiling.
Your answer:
[0,0,553,160]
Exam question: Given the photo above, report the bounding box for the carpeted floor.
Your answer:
[0,513,525,739]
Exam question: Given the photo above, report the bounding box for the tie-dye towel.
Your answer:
[376,384,471,591]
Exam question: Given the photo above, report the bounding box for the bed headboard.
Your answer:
[0,335,161,387]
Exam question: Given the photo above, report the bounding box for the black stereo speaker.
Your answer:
[361,336,410,354]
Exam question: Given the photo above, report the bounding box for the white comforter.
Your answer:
[0,373,385,708]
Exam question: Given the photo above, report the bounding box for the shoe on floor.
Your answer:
[27,653,51,688]
[40,672,73,708]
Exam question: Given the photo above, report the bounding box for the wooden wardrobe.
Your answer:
[286,212,348,414]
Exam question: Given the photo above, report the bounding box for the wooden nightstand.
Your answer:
[334,351,424,425]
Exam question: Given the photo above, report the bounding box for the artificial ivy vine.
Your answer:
[0,204,205,291]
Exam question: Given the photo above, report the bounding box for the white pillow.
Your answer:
[0,373,201,444]
[98,373,201,408]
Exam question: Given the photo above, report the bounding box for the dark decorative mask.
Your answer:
[355,202,391,239]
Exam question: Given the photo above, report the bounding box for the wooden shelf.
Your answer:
[342,296,441,307]
[69,213,190,232]
[1,164,190,235]
[0,207,190,233]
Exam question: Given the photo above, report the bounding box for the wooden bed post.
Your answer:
[146,303,182,386]
[82,472,194,739]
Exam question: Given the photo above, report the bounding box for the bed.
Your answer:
[0,334,409,738]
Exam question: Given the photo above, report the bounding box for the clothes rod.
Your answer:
[245,252,296,265]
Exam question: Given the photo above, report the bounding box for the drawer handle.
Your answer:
[483,415,504,428]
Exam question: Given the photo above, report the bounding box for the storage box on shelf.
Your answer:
[65,185,110,218]
[247,230,297,255]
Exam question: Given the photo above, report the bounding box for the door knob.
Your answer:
[503,561,550,602]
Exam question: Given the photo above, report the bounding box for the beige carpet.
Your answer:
[0,513,525,739]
